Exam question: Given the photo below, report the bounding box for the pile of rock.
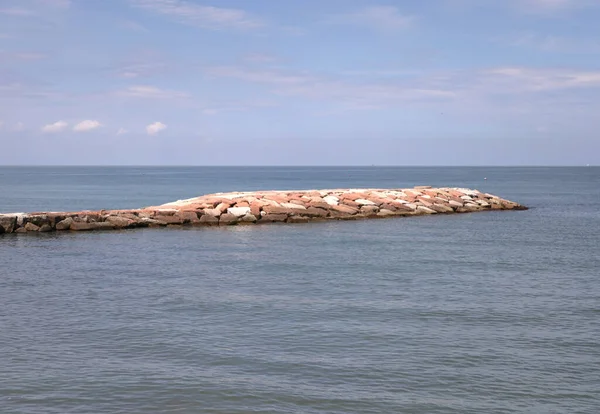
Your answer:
[0,187,527,235]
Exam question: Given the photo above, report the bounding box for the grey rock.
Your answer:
[55,217,74,231]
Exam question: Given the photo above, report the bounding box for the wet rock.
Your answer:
[240,214,258,223]
[377,209,396,217]
[106,216,133,228]
[39,224,53,232]
[302,207,329,218]
[71,222,115,231]
[431,204,454,213]
[288,216,310,224]
[417,206,437,214]
[55,217,74,231]
[24,222,40,232]
[259,214,288,223]
[0,215,17,233]
[219,213,239,225]
[199,214,219,225]
[154,215,183,225]
[178,211,200,223]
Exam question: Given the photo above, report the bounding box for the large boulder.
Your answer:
[323,195,339,206]
[0,215,17,233]
[330,204,358,215]
[55,217,74,231]
[262,205,297,215]
[105,216,134,228]
[39,224,53,232]
[178,211,200,223]
[199,214,219,225]
[227,207,251,217]
[24,222,40,232]
[219,213,239,225]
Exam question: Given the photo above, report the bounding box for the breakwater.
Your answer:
[0,187,527,234]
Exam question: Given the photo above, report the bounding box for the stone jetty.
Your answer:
[0,187,527,235]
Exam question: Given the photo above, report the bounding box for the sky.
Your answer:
[1,0,599,165]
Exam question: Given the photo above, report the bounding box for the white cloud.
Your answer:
[118,85,189,99]
[146,122,167,135]
[206,66,454,109]
[116,128,128,135]
[130,0,263,30]
[332,6,414,31]
[485,67,600,91]
[0,8,34,16]
[504,32,600,53]
[73,120,101,132]
[42,121,68,133]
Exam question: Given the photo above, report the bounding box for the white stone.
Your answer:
[323,196,339,206]
[227,207,251,217]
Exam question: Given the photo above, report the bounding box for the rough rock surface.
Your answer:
[0,187,527,235]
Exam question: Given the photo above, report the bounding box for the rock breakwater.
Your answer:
[0,187,527,235]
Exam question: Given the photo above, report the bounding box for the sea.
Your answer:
[0,166,599,414]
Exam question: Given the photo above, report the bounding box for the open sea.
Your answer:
[1,166,599,414]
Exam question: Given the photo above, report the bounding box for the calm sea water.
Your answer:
[1,167,599,414]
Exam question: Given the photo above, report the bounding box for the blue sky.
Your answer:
[1,0,599,165]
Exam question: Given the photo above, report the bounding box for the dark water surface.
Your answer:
[1,167,599,413]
